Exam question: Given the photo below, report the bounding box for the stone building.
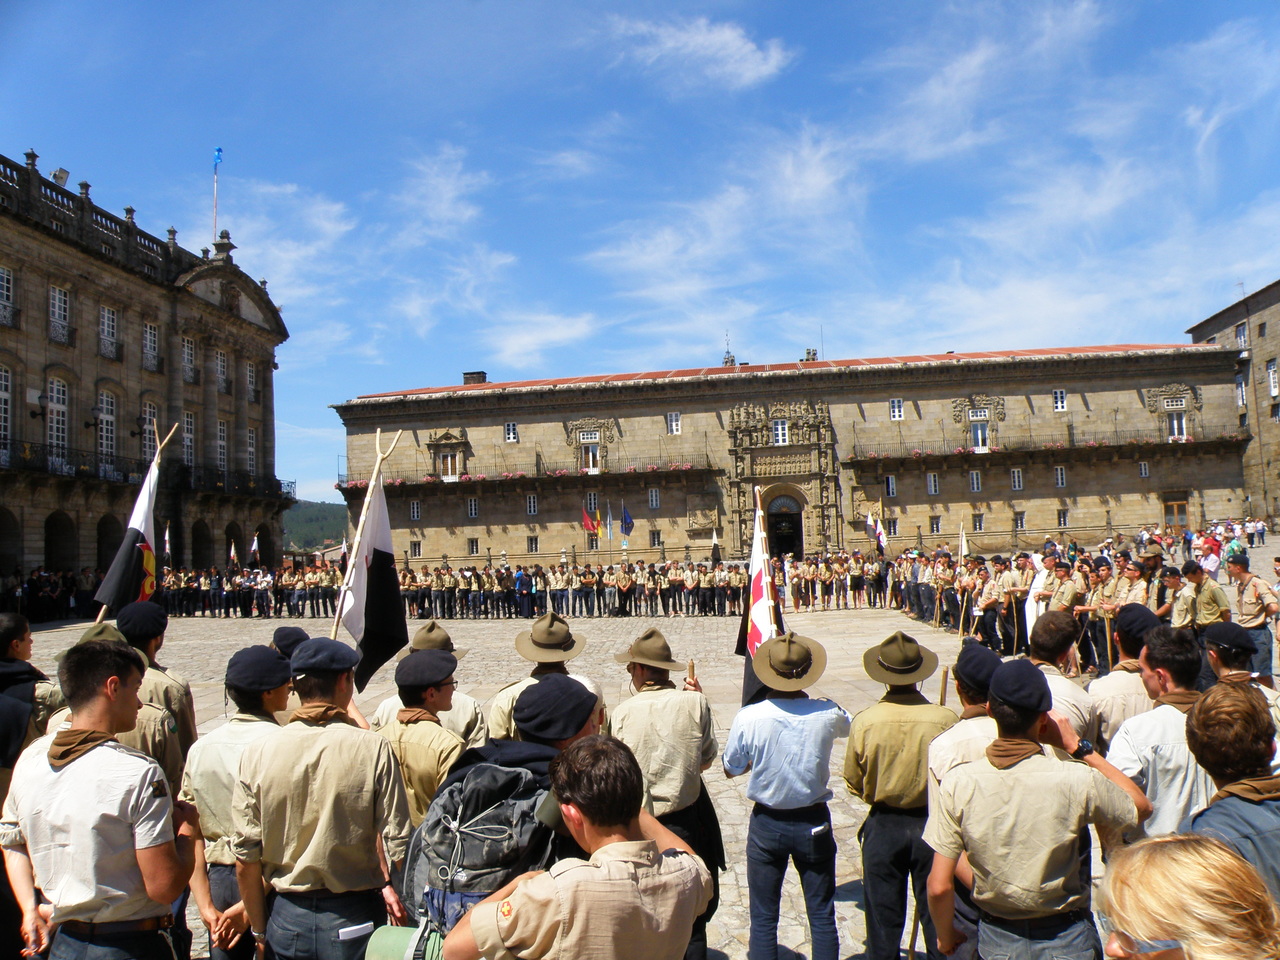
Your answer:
[333,343,1247,563]
[1188,279,1280,518]
[0,149,294,578]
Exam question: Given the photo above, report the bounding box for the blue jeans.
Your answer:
[1246,625,1274,677]
[745,803,838,960]
[860,806,939,960]
[978,915,1101,960]
[267,889,384,960]
[207,864,256,960]
[51,928,176,960]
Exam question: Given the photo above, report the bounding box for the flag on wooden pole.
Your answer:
[95,445,163,613]
[735,486,785,706]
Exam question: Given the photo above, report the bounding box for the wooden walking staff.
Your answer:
[938,666,949,707]
[330,427,403,641]
[1103,611,1116,668]
[95,421,181,624]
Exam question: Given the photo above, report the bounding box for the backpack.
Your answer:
[401,762,555,932]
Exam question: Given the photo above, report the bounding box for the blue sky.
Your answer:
[6,1,1280,502]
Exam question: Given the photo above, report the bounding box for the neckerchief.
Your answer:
[985,737,1042,769]
[1114,659,1143,674]
[1155,690,1201,715]
[48,729,116,768]
[289,703,359,727]
[960,705,988,720]
[1210,773,1280,805]
[396,708,441,725]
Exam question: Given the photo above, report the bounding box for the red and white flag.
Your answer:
[744,495,780,657]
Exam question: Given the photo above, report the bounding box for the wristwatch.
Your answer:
[1070,739,1095,761]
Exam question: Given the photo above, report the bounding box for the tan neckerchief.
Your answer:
[985,737,1042,769]
[48,729,116,767]
[1154,690,1201,715]
[1210,773,1280,805]
[289,703,359,727]
[396,708,441,725]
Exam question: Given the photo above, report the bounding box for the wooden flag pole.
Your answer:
[330,428,403,641]
[939,666,949,707]
[1103,612,1116,668]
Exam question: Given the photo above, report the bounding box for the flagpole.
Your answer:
[330,428,402,640]
[212,147,221,241]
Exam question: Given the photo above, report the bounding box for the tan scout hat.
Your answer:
[864,631,938,686]
[411,620,468,659]
[514,612,584,664]
[614,627,683,671]
[752,632,827,692]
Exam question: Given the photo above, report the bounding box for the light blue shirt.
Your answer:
[723,696,851,809]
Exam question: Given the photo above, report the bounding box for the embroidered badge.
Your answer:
[499,900,513,919]
[151,780,167,798]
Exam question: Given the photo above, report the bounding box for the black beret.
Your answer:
[953,643,1002,698]
[1015,552,1031,560]
[1181,560,1203,577]
[226,645,291,692]
[1202,622,1257,654]
[988,659,1052,713]
[513,674,597,743]
[291,638,360,677]
[972,555,988,564]
[990,555,1007,565]
[115,601,168,644]
[1226,554,1250,569]
[1093,557,1113,571]
[272,626,310,658]
[1160,566,1182,579]
[1053,561,1072,571]
[394,649,457,688]
[1114,604,1160,640]
[1115,549,1132,560]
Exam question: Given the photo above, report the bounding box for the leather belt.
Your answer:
[60,914,174,938]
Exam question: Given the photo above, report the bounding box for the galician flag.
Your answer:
[339,478,408,691]
[94,452,161,613]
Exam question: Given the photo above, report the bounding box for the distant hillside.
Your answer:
[283,500,349,551]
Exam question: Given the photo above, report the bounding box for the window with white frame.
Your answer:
[409,500,421,522]
[246,425,257,474]
[971,513,984,532]
[410,540,422,559]
[182,411,195,467]
[929,516,941,535]
[579,431,600,472]
[1014,511,1026,531]
[467,497,479,519]
[49,285,70,343]
[1163,397,1186,410]
[1052,388,1067,412]
[504,421,518,442]
[468,538,480,556]
[649,530,662,548]
[971,420,989,451]
[968,407,989,421]
[96,392,116,462]
[440,452,459,479]
[0,266,11,305]
[526,494,538,516]
[586,492,598,513]
[1272,403,1279,423]
[0,365,9,447]
[969,469,982,493]
[926,472,939,496]
[884,475,896,498]
[1237,322,1248,348]
[246,360,257,399]
[885,518,898,537]
[648,488,660,510]
[1269,359,1278,397]
[1057,508,1070,528]
[1054,465,1066,488]
[1010,467,1024,491]
[1237,375,1247,407]
[889,398,904,421]
[99,306,116,342]
[771,419,789,445]
[666,412,681,435]
[216,419,227,471]
[142,322,160,370]
[1167,410,1186,440]
[215,350,229,393]
[46,377,67,457]
[526,535,539,553]
[182,336,196,369]
[141,401,157,461]
[1138,461,1149,478]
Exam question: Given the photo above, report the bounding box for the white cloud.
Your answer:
[392,244,517,335]
[394,144,492,244]
[606,16,794,92]
[485,311,598,367]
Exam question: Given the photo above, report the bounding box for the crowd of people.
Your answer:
[2,517,1280,960]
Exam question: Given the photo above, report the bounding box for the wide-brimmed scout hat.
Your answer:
[411,620,468,659]
[753,631,827,691]
[614,627,684,671]
[514,612,584,663]
[864,631,938,685]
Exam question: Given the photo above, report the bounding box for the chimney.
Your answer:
[462,371,487,385]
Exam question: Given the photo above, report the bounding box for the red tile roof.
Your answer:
[354,343,1210,401]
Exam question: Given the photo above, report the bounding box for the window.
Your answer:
[1052,389,1067,412]
[579,431,600,473]
[215,350,230,394]
[526,494,538,516]
[968,407,989,421]
[587,535,599,551]
[182,412,196,466]
[467,497,478,519]
[95,392,116,467]
[666,412,681,435]
[48,285,70,343]
[970,421,989,451]
[246,361,257,400]
[246,425,256,474]
[1241,411,1249,429]
[1260,322,1268,339]
[926,472,939,496]
[969,469,982,493]
[929,516,941,535]
[1167,411,1186,440]
[649,530,662,548]
[648,488,660,510]
[468,538,480,556]
[1272,403,1280,423]
[141,401,157,461]
[1054,465,1066,488]
[1162,397,1186,410]
[771,419,789,445]
[889,398,904,421]
[972,513,984,532]
[440,452,458,479]
[142,322,161,371]
[1014,511,1026,531]
[1237,375,1247,407]
[1138,461,1149,479]
[99,305,117,342]
[1269,359,1278,397]
[182,337,198,383]
[1057,508,1070,528]
[410,540,422,559]
[0,266,11,304]
[0,365,8,450]
[1010,467,1023,491]
[1237,322,1248,348]
[526,535,539,554]
[409,500,421,521]
[586,492,598,512]
[504,421,518,443]
[215,419,228,472]
[46,377,67,458]
[885,518,898,537]
[884,475,897,498]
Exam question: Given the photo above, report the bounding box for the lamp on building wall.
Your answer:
[29,393,47,420]
[83,405,102,430]
[129,416,149,438]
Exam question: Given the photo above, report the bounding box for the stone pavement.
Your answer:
[30,605,968,960]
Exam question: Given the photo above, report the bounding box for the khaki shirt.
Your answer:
[1171,583,1195,628]
[139,653,197,762]
[1235,574,1279,628]
[610,685,717,817]
[923,752,1139,919]
[926,712,999,814]
[1110,577,1132,608]
[231,718,411,893]
[470,840,712,960]
[0,678,64,803]
[997,571,1019,604]
[371,689,489,750]
[1193,580,1231,627]
[179,713,282,864]
[1047,578,1079,612]
[1123,578,1148,608]
[844,690,958,809]
[376,712,464,827]
[1086,664,1153,753]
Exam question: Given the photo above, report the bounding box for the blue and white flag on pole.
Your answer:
[606,501,614,540]
[213,147,223,170]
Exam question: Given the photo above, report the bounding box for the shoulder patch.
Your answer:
[151,779,168,798]
[498,900,513,919]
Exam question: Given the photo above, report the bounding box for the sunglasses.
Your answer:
[1098,916,1180,954]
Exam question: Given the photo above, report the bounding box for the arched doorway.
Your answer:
[96,514,124,571]
[253,523,275,569]
[44,511,78,572]
[0,507,21,576]
[766,495,804,559]
[191,520,213,570]
[225,522,243,570]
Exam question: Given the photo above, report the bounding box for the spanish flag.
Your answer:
[94,454,160,613]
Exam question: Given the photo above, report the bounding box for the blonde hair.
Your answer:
[1100,834,1280,960]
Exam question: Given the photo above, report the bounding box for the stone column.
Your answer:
[262,359,276,479]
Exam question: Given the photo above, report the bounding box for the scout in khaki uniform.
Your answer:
[1034,561,1080,613]
[1165,567,1194,629]
[610,628,722,960]
[115,601,198,764]
[924,659,1151,959]
[487,613,604,740]
[846,633,957,960]
[1072,558,1113,675]
[1202,623,1280,729]
[232,638,412,960]
[1225,552,1279,678]
[182,646,290,960]
[370,621,488,749]
[1186,561,1231,630]
[444,735,713,960]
